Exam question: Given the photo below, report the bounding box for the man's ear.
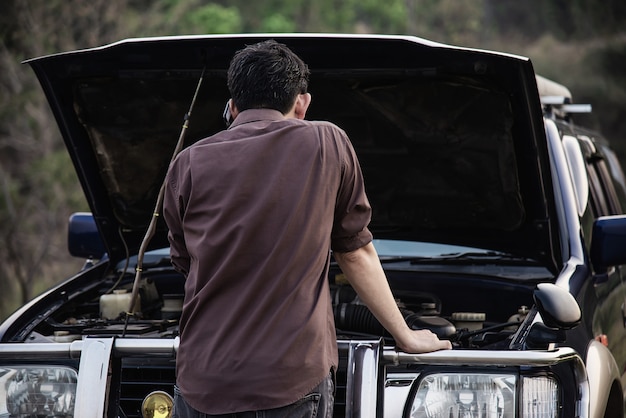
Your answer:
[228,99,239,120]
[293,93,312,120]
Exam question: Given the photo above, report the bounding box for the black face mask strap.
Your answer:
[124,66,207,334]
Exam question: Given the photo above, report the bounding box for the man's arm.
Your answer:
[333,242,452,353]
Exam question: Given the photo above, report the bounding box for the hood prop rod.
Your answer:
[123,67,206,335]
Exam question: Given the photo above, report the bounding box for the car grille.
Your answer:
[117,352,349,418]
[119,358,176,418]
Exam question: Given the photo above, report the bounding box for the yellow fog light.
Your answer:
[141,390,173,418]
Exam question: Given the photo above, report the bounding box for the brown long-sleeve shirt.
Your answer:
[163,108,372,414]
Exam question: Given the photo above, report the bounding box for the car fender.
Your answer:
[586,340,622,418]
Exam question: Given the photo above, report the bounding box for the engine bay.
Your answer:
[26,260,537,350]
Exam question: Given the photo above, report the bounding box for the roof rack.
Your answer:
[536,75,591,121]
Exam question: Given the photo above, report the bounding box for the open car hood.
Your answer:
[26,34,558,271]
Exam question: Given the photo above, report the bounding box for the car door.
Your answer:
[581,134,626,391]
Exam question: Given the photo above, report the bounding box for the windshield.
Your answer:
[117,240,553,281]
[370,239,552,280]
[372,239,485,258]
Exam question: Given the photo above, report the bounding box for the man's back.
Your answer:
[164,108,372,413]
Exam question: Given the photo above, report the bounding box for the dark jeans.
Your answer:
[172,373,334,418]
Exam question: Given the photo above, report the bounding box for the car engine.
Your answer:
[24,261,533,352]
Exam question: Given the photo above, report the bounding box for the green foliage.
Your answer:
[352,0,407,33]
[261,13,296,33]
[185,3,243,34]
[411,0,484,44]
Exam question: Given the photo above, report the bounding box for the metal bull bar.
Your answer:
[0,337,384,418]
[0,337,584,418]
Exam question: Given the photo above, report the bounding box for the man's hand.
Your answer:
[334,242,452,354]
[394,328,452,353]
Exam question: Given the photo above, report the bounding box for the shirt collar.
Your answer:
[229,108,285,128]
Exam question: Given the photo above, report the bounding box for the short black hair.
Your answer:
[227,40,310,114]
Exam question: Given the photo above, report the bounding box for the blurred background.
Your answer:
[1,0,625,321]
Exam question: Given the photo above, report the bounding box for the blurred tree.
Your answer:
[576,41,626,156]
[406,0,483,45]
[0,0,139,319]
[186,4,242,34]
[148,0,242,34]
[485,0,626,41]
[261,13,296,33]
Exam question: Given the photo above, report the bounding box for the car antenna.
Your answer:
[123,66,207,334]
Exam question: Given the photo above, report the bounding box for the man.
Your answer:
[164,40,451,418]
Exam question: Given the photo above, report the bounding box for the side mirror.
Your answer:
[590,215,626,275]
[533,283,580,330]
[68,212,106,259]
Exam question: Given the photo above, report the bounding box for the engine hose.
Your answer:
[334,303,456,338]
[334,303,416,336]
[334,303,385,335]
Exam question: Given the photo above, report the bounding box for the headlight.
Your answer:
[521,376,559,417]
[409,373,516,418]
[409,373,559,418]
[0,366,77,418]
[411,374,517,418]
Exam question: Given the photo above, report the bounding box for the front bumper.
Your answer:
[0,338,588,418]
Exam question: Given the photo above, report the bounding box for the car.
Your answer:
[2,33,626,418]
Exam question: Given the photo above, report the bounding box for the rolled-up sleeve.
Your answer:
[331,135,373,253]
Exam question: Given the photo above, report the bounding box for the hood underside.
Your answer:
[26,34,557,270]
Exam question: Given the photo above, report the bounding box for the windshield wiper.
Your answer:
[409,251,542,265]
[374,251,540,265]
[375,256,432,264]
